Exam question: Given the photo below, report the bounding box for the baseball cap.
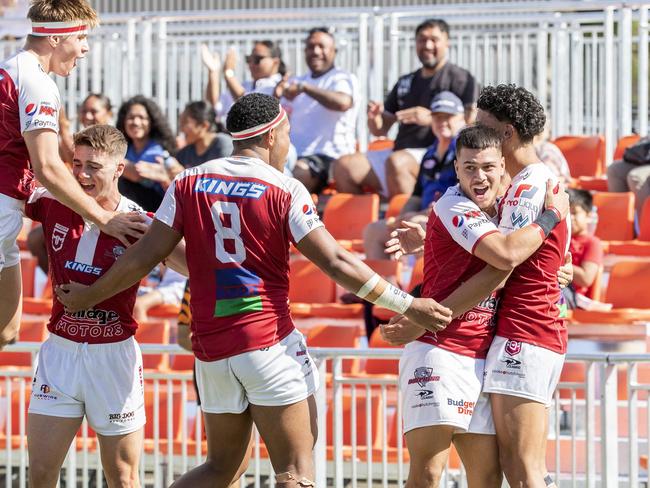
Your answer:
[429,91,464,114]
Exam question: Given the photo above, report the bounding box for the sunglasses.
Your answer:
[246,54,271,65]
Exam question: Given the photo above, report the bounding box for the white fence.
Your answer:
[0,1,646,160]
[0,343,649,487]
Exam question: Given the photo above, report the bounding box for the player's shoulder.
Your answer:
[514,162,555,184]
[27,186,56,204]
[436,185,471,209]
[117,196,145,214]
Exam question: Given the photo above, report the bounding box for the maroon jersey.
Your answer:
[420,185,501,359]
[155,156,323,361]
[25,188,142,343]
[0,51,61,200]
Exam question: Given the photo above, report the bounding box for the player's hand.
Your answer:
[283,82,301,101]
[385,220,426,259]
[380,315,425,345]
[55,281,93,313]
[200,44,221,73]
[98,211,148,247]
[558,252,573,289]
[404,297,452,332]
[367,100,383,118]
[223,48,237,73]
[395,106,433,126]
[273,72,291,99]
[545,179,570,220]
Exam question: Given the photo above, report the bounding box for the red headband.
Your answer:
[230,107,287,140]
[31,21,88,37]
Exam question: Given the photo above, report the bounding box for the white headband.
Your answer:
[230,107,287,140]
[31,21,88,37]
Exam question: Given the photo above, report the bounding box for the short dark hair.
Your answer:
[183,101,217,132]
[226,93,281,146]
[307,27,334,42]
[568,188,593,212]
[415,18,450,37]
[456,124,502,157]
[82,93,112,113]
[255,40,287,76]
[477,84,546,143]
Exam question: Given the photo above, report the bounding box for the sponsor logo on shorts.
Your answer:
[33,384,57,401]
[25,103,37,116]
[447,398,475,416]
[505,340,522,356]
[408,367,440,387]
[40,384,50,394]
[109,411,136,423]
[51,223,69,252]
[501,357,522,369]
[194,178,267,199]
[415,389,434,400]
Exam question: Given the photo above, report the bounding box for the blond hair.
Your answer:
[28,0,98,29]
[73,125,127,161]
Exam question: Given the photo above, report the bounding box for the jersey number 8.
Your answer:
[210,201,246,264]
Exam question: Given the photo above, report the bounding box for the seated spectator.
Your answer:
[275,27,359,193]
[116,95,182,212]
[607,136,650,215]
[333,18,477,198]
[534,123,571,184]
[202,40,286,121]
[133,264,186,323]
[363,91,465,260]
[562,189,604,309]
[59,93,114,163]
[176,101,233,167]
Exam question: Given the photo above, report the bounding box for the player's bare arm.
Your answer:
[296,226,452,332]
[56,220,182,311]
[25,130,148,246]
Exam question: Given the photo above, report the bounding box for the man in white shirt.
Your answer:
[276,27,359,193]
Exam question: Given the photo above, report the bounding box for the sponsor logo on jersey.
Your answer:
[447,398,475,415]
[513,184,538,199]
[302,204,317,215]
[408,367,440,387]
[214,266,263,317]
[510,212,529,227]
[25,103,37,116]
[461,228,469,239]
[505,198,539,214]
[464,210,483,219]
[38,102,57,117]
[452,215,464,227]
[505,339,522,356]
[32,119,57,129]
[64,260,103,275]
[51,223,69,251]
[194,177,267,199]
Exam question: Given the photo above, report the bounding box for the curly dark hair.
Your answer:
[477,84,546,143]
[226,93,281,145]
[116,95,177,155]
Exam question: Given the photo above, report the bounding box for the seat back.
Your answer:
[134,320,170,370]
[323,194,380,241]
[553,135,606,177]
[592,192,635,241]
[368,139,395,152]
[289,260,336,303]
[605,261,650,308]
[385,194,410,219]
[0,320,48,367]
[613,134,641,161]
[307,324,361,373]
[364,327,401,376]
[639,198,650,242]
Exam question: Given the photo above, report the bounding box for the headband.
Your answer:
[230,106,287,140]
[31,21,88,37]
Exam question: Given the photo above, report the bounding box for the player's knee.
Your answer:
[407,464,444,488]
[466,466,503,488]
[0,321,19,348]
[29,460,60,487]
[104,462,139,488]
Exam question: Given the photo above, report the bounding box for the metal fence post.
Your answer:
[600,361,618,487]
[628,361,638,487]
[314,358,328,488]
[585,361,596,488]
[333,357,344,488]
[639,6,649,136]
[140,20,153,97]
[603,6,615,165]
[156,19,168,113]
[619,7,633,138]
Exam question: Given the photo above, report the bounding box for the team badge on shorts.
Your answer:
[505,339,522,356]
[410,367,438,387]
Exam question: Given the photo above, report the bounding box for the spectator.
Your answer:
[363,91,466,260]
[333,18,478,198]
[534,124,571,185]
[607,136,650,215]
[133,264,186,323]
[563,189,603,309]
[176,101,233,167]
[116,95,181,212]
[59,94,114,162]
[275,27,359,193]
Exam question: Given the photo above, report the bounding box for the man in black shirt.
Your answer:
[333,18,478,198]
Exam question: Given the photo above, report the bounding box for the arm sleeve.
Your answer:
[456,71,479,107]
[24,187,51,222]
[435,195,499,254]
[329,72,355,98]
[19,77,60,134]
[383,81,399,115]
[498,177,547,235]
[154,178,184,234]
[286,180,324,244]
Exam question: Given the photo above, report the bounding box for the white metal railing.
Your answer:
[0,2,645,160]
[0,342,649,487]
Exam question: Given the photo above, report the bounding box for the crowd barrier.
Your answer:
[0,1,646,160]
[0,343,648,487]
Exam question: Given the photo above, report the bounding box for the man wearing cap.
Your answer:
[333,18,478,198]
[56,93,454,488]
[0,0,146,348]
[363,91,466,261]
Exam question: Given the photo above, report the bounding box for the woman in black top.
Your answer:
[176,101,233,168]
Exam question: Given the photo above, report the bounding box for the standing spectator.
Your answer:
[116,95,180,212]
[333,18,478,197]
[176,101,233,167]
[607,136,650,215]
[363,91,466,260]
[275,27,359,193]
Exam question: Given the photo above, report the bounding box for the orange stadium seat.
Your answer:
[134,320,170,371]
[147,303,182,319]
[306,324,362,374]
[0,320,47,368]
[613,134,641,161]
[20,257,38,298]
[289,260,336,304]
[170,351,195,372]
[323,193,379,245]
[368,139,395,152]
[361,327,401,377]
[385,193,410,220]
[605,198,650,256]
[553,135,606,178]
[592,192,635,241]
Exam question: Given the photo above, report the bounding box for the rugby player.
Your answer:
[0,0,146,349]
[26,124,186,488]
[56,93,452,488]
[385,125,568,488]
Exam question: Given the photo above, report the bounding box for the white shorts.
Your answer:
[367,147,428,197]
[29,334,146,436]
[195,329,319,414]
[399,341,495,435]
[483,336,565,406]
[0,193,24,272]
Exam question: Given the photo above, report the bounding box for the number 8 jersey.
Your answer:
[155,156,323,361]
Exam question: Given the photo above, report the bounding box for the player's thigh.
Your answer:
[0,262,21,338]
[204,410,254,473]
[453,433,502,488]
[404,425,455,482]
[28,413,83,483]
[249,395,317,475]
[97,429,143,486]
